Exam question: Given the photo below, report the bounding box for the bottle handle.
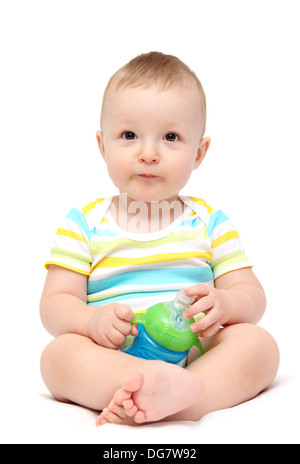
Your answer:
[195,337,204,357]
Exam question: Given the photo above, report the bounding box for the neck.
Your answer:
[110,193,185,233]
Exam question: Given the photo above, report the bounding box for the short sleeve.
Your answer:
[208,209,252,280]
[44,208,92,276]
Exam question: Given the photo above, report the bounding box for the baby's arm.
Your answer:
[183,268,266,337]
[40,265,137,349]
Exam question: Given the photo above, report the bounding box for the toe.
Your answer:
[109,403,128,419]
[126,404,138,417]
[123,370,144,392]
[104,410,125,424]
[123,398,134,410]
[134,410,146,423]
[96,412,109,426]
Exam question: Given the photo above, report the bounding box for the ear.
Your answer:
[193,137,211,170]
[96,130,106,160]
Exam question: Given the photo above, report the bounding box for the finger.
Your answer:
[199,321,221,338]
[100,334,119,350]
[113,317,133,337]
[184,284,210,299]
[107,327,127,347]
[184,294,214,319]
[190,309,219,333]
[131,324,139,337]
[114,304,135,322]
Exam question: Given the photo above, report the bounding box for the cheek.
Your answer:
[107,168,124,190]
[106,155,129,183]
[170,158,194,184]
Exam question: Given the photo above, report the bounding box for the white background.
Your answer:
[1,0,299,444]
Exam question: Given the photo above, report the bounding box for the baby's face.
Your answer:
[98,82,209,203]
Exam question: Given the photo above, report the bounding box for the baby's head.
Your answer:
[97,52,210,203]
[100,51,207,136]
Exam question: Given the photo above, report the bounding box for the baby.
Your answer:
[40,52,279,426]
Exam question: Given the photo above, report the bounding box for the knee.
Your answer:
[40,334,68,376]
[40,334,75,402]
[241,324,279,360]
[212,323,280,386]
[255,324,280,375]
[248,324,280,389]
[231,323,280,385]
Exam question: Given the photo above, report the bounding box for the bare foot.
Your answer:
[96,391,136,426]
[96,361,204,425]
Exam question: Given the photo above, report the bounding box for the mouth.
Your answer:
[138,174,158,179]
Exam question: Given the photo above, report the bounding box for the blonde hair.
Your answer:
[100,51,207,133]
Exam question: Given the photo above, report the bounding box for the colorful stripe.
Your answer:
[90,227,208,256]
[56,228,87,243]
[45,196,251,311]
[45,261,90,275]
[212,230,240,248]
[87,290,179,305]
[82,198,104,215]
[87,267,214,294]
[92,251,212,270]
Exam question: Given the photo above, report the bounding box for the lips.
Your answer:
[138,174,158,179]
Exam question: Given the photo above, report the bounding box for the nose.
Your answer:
[138,141,159,164]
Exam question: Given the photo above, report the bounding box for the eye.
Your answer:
[164,133,179,142]
[122,131,137,140]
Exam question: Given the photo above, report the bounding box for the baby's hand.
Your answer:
[87,303,138,349]
[183,284,226,337]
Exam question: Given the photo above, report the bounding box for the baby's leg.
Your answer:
[40,334,150,411]
[100,323,279,425]
[41,324,279,425]
[41,334,205,425]
[165,323,280,422]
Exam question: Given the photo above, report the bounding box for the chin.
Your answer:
[124,184,179,204]
[134,194,171,203]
